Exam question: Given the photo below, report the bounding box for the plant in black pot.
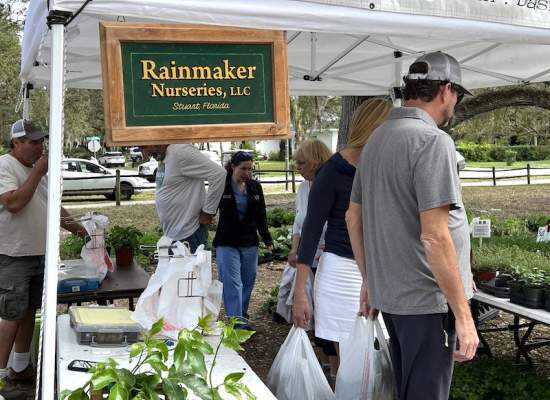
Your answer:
[509,266,546,309]
[108,225,143,267]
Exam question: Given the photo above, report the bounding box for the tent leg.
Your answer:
[39,20,66,400]
[392,51,403,107]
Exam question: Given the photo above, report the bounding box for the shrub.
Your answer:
[504,149,517,165]
[456,143,492,162]
[261,286,279,315]
[473,241,550,274]
[267,208,295,227]
[450,359,550,400]
[525,215,550,232]
[488,146,507,162]
[268,150,282,161]
[59,234,85,260]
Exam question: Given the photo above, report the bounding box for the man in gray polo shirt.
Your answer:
[347,52,479,400]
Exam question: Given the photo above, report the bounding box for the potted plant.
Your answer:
[108,225,143,267]
[509,266,546,309]
[472,266,497,285]
[60,315,256,399]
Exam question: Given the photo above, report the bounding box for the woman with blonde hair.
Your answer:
[275,139,332,321]
[292,98,393,373]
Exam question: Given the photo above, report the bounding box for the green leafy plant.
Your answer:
[60,315,255,400]
[260,287,279,315]
[60,234,85,260]
[450,359,550,400]
[108,225,143,252]
[266,208,294,227]
[510,266,547,287]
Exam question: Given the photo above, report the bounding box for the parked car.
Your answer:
[128,147,143,163]
[98,151,126,167]
[62,158,153,200]
[138,150,221,182]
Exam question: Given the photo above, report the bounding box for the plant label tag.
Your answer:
[536,226,550,242]
[472,219,491,238]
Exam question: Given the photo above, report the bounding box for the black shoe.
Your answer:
[272,312,287,324]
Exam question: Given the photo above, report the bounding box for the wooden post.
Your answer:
[492,166,496,186]
[527,163,531,185]
[285,139,289,191]
[115,169,121,206]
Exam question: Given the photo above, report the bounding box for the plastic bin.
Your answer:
[58,260,100,294]
[69,306,143,346]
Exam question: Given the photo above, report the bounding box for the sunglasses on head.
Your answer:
[231,151,253,163]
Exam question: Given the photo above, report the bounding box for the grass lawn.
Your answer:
[255,161,289,176]
[467,160,550,169]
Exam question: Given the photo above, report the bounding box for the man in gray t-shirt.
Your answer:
[347,52,479,400]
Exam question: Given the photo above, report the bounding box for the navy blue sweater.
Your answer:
[297,153,356,266]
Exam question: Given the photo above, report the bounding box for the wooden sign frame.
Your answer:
[99,22,289,146]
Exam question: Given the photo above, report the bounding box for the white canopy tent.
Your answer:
[19,1,550,398]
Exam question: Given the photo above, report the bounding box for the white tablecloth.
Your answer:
[56,314,276,399]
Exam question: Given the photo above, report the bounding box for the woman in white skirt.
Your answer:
[293,98,392,366]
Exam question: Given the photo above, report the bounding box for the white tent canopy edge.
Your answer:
[19,1,550,399]
[21,0,550,95]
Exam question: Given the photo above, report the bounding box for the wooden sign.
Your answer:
[99,23,289,145]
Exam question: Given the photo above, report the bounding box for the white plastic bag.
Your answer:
[275,265,314,324]
[267,326,335,400]
[80,213,112,281]
[335,316,396,400]
[132,237,222,338]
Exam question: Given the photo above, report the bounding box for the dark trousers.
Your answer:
[382,310,456,400]
[181,225,209,253]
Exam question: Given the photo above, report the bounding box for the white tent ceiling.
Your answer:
[21,0,550,96]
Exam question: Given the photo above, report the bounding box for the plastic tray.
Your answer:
[58,260,100,294]
[69,306,143,346]
[479,282,510,298]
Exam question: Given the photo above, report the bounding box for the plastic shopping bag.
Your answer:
[275,265,314,323]
[335,316,397,400]
[80,213,112,281]
[132,237,222,338]
[267,326,335,400]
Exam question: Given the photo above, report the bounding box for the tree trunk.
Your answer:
[336,96,372,150]
[453,86,550,128]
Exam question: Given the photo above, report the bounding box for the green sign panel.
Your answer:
[121,42,274,126]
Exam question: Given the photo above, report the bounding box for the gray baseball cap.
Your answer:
[404,52,472,96]
[10,119,48,140]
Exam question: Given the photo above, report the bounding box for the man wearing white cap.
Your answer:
[347,52,479,399]
[0,119,86,398]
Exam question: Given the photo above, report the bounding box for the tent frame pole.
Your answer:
[40,13,68,400]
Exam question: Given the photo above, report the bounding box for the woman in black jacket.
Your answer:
[213,151,272,328]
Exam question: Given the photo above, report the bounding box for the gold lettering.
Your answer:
[212,67,224,80]
[247,66,257,79]
[141,60,159,80]
[178,66,191,79]
[151,83,164,96]
[223,59,237,79]
[191,66,212,80]
[158,66,170,80]
[236,66,248,79]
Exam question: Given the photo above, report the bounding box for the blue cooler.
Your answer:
[58,260,100,294]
